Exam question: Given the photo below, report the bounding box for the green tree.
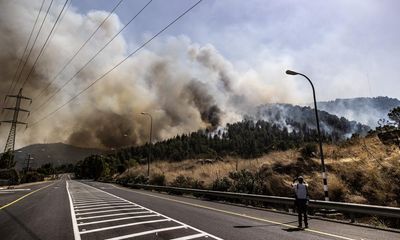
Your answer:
[388,107,400,127]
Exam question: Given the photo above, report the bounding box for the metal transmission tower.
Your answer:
[1,88,31,157]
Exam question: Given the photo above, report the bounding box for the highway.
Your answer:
[0,176,399,240]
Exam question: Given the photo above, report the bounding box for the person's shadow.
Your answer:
[282,227,305,232]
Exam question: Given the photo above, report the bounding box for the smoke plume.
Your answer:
[0,0,302,149]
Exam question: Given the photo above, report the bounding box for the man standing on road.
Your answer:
[293,176,309,228]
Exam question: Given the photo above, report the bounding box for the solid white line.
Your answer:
[76,211,151,220]
[74,198,119,203]
[74,201,127,206]
[76,181,223,240]
[171,233,207,240]
[77,214,159,226]
[76,207,142,216]
[66,181,81,240]
[79,219,170,234]
[75,203,132,209]
[0,188,31,192]
[75,205,133,212]
[105,226,186,240]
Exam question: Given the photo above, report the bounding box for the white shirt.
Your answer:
[293,183,308,199]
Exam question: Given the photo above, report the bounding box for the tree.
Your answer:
[0,149,15,169]
[388,107,400,128]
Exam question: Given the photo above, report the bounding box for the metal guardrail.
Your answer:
[127,183,400,219]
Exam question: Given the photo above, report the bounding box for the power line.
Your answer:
[32,0,152,113]
[29,0,203,128]
[42,0,72,54]
[34,0,123,101]
[20,0,69,89]
[10,0,55,97]
[3,0,46,104]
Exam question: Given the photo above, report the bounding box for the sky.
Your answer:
[73,0,400,100]
[1,0,400,149]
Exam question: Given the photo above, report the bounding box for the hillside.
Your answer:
[13,143,103,170]
[121,135,400,207]
[255,103,370,139]
[317,96,400,127]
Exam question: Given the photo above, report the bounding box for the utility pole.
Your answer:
[1,88,31,168]
[24,154,33,173]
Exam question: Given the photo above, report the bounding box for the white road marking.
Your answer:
[105,226,186,240]
[0,188,31,192]
[75,207,143,216]
[74,200,126,206]
[76,211,151,220]
[74,204,133,211]
[77,214,160,226]
[80,219,170,234]
[66,181,81,240]
[74,203,129,209]
[171,233,207,240]
[68,180,222,240]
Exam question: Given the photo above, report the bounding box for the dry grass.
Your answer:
[121,135,400,205]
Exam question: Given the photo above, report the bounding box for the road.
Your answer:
[0,176,399,240]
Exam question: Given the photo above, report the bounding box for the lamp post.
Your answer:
[141,112,153,177]
[286,70,329,201]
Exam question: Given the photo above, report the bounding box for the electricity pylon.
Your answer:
[1,88,31,168]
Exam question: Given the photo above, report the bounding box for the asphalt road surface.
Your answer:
[1,176,399,240]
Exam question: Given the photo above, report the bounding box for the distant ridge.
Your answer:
[317,96,400,127]
[12,142,103,170]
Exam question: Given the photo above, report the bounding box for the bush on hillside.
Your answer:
[149,173,166,186]
[211,177,232,191]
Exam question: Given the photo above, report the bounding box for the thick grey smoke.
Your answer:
[0,0,303,149]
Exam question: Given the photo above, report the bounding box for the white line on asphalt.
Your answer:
[73,198,119,203]
[66,181,82,240]
[79,181,223,240]
[75,205,133,212]
[76,211,151,220]
[79,219,170,234]
[74,201,127,206]
[0,188,31,192]
[171,233,207,240]
[77,214,160,226]
[105,226,186,240]
[76,207,143,216]
[75,203,132,210]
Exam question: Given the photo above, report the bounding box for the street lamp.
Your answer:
[140,112,153,177]
[286,70,329,201]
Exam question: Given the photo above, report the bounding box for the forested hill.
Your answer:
[316,96,400,127]
[113,110,368,164]
[255,103,370,139]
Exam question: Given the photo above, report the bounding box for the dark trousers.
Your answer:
[296,199,308,227]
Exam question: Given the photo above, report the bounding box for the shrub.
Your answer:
[0,169,20,185]
[300,143,317,160]
[228,169,256,193]
[211,177,232,191]
[134,174,148,184]
[149,173,166,186]
[170,175,204,189]
[21,172,44,183]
